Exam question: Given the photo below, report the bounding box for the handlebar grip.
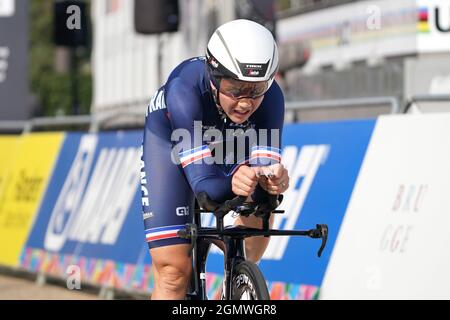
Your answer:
[196,192,246,214]
[224,195,247,210]
[267,195,278,210]
[197,192,220,212]
[266,194,283,211]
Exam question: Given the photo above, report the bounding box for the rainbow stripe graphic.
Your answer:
[417,7,430,33]
[20,247,320,299]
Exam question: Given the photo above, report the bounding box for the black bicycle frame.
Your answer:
[182,204,328,300]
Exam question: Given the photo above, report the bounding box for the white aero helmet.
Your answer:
[206,19,279,90]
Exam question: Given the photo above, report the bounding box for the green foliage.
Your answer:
[277,0,293,11]
[29,0,92,116]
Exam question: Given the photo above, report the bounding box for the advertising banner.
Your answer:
[321,114,450,299]
[20,120,375,298]
[0,135,19,201]
[22,131,149,290]
[0,133,64,266]
[277,0,417,69]
[203,120,375,299]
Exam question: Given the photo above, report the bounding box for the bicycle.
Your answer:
[177,190,328,300]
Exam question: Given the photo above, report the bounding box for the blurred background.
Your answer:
[0,0,450,300]
[2,0,450,128]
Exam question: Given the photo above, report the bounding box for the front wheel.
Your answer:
[230,261,270,300]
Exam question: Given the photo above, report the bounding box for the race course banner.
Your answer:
[202,119,375,299]
[21,131,149,291]
[19,120,376,299]
[0,133,64,266]
[321,113,450,299]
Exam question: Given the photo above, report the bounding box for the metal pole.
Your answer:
[70,47,79,115]
[404,94,450,113]
[285,96,400,114]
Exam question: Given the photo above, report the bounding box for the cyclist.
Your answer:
[141,19,289,300]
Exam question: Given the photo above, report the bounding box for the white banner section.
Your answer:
[320,113,450,299]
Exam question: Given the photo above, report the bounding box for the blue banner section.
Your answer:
[25,131,150,265]
[204,119,376,286]
[24,120,375,288]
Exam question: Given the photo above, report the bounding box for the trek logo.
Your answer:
[245,64,263,69]
[44,135,141,251]
[237,60,269,78]
[203,144,329,260]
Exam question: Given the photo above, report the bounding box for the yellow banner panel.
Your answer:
[0,133,64,266]
[0,136,20,203]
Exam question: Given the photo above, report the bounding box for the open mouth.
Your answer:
[233,109,251,117]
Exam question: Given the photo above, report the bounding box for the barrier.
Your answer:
[196,120,376,299]
[21,131,149,291]
[9,120,373,298]
[6,115,432,299]
[0,133,64,266]
[0,135,20,202]
[320,113,450,299]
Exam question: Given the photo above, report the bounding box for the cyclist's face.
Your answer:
[214,79,265,124]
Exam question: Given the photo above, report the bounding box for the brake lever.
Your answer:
[234,203,258,217]
[307,224,328,257]
[317,224,328,258]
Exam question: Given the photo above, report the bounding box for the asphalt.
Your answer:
[0,274,101,300]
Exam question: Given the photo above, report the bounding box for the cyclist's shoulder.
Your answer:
[263,80,284,105]
[165,57,207,90]
[251,80,285,125]
[164,57,207,101]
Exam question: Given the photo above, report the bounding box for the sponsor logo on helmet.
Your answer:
[209,57,219,69]
[245,64,263,69]
[237,60,269,78]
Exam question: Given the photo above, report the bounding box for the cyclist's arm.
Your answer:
[166,78,234,203]
[249,81,285,203]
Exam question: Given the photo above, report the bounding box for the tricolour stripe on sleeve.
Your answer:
[145,225,186,242]
[179,145,212,168]
[250,146,281,163]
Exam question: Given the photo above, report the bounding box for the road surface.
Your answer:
[0,274,100,300]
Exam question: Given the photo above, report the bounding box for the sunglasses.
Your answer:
[219,78,269,100]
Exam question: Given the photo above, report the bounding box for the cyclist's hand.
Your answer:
[232,165,258,197]
[255,163,289,195]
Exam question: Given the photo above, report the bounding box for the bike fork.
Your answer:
[188,238,211,300]
[223,236,246,300]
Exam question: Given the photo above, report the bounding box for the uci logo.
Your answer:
[420,5,450,33]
